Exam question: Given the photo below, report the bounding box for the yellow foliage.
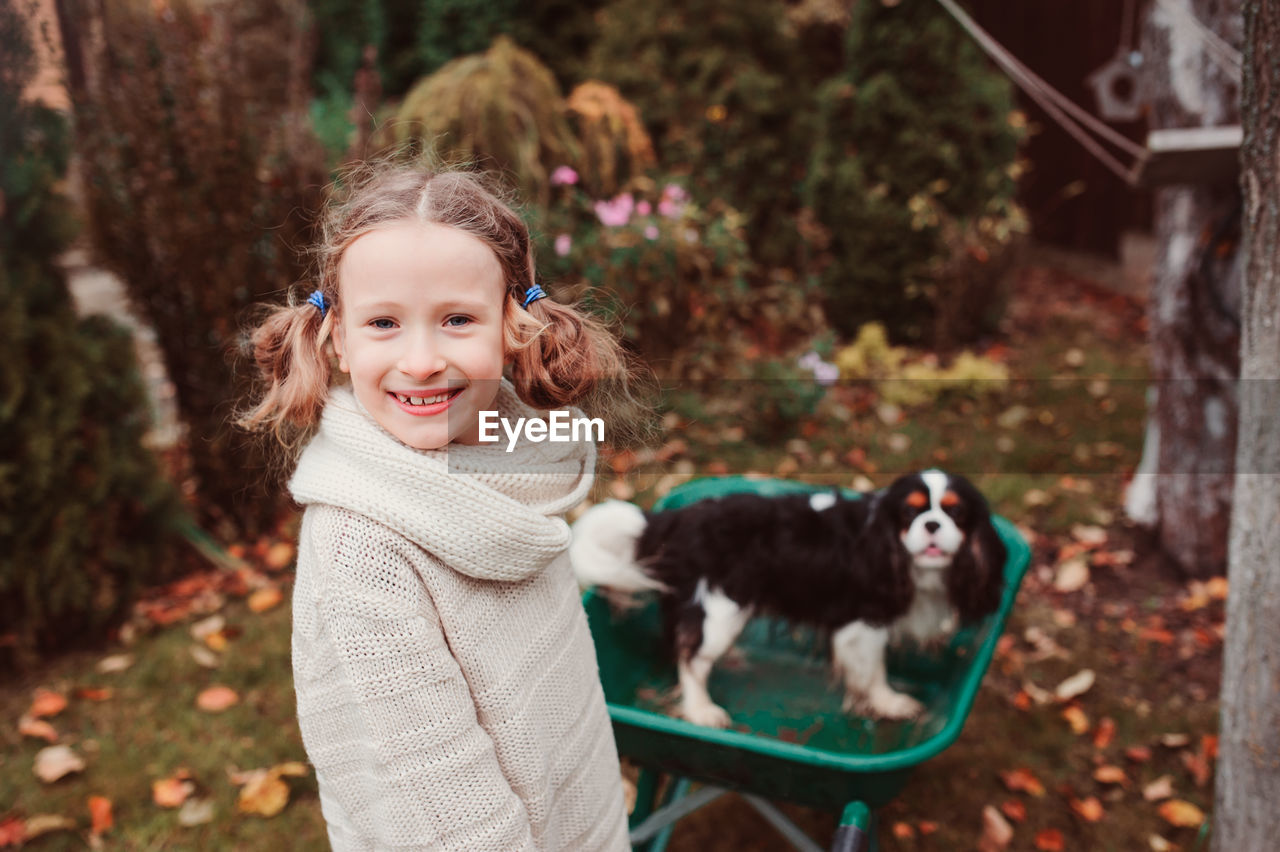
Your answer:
[567,81,656,196]
[835,323,1008,407]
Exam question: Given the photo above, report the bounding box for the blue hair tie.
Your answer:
[521,284,547,309]
[306,289,329,317]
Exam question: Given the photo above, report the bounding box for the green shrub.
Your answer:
[384,36,579,204]
[62,0,329,538]
[806,0,1024,345]
[0,2,181,667]
[587,0,842,268]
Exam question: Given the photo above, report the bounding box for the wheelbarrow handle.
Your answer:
[830,801,872,852]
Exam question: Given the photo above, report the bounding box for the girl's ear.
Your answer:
[331,316,349,373]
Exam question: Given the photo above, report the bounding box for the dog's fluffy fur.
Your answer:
[570,470,1006,726]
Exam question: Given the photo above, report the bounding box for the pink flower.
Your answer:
[550,165,579,186]
[644,225,660,241]
[555,233,572,257]
[658,184,688,219]
[637,200,652,216]
[594,193,635,227]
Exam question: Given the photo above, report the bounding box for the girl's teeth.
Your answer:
[396,391,454,406]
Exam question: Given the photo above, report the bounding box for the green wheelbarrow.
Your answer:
[580,476,1032,851]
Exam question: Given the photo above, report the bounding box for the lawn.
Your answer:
[1,256,1221,850]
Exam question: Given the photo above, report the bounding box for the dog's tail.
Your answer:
[570,500,668,594]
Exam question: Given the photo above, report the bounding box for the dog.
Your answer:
[570,470,1006,727]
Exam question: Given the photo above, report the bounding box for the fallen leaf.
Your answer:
[1022,679,1054,705]
[1093,765,1128,785]
[29,689,67,719]
[96,654,134,674]
[1034,828,1065,851]
[1070,524,1108,547]
[1181,748,1211,787]
[204,631,229,652]
[1053,557,1090,592]
[1158,799,1204,828]
[978,805,1014,851]
[1126,746,1153,763]
[74,687,112,702]
[274,761,309,778]
[263,542,296,571]
[1093,717,1116,749]
[33,745,86,783]
[88,795,113,836]
[18,715,58,743]
[999,768,1046,797]
[1012,691,1033,711]
[21,815,75,840]
[190,645,220,669]
[918,820,938,835]
[153,775,196,808]
[1159,733,1190,748]
[237,770,290,817]
[248,586,283,613]
[1062,705,1090,735]
[0,816,26,846]
[190,615,225,642]
[1000,799,1026,822]
[1069,796,1105,822]
[892,821,915,839]
[1148,834,1175,851]
[196,685,239,713]
[1054,669,1096,702]
[1143,775,1176,802]
[1205,576,1228,599]
[178,797,216,827]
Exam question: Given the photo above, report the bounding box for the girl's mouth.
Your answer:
[389,388,463,416]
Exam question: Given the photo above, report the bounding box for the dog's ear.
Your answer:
[857,510,916,623]
[947,513,1007,625]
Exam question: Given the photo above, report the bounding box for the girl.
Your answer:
[240,161,633,850]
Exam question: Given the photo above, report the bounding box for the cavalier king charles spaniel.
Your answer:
[570,470,1006,727]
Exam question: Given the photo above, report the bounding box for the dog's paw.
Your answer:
[844,688,924,720]
[681,700,733,728]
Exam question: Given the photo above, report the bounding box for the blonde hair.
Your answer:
[239,157,645,449]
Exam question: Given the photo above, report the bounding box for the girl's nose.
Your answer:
[398,331,446,379]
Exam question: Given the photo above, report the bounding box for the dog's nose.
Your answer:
[924,520,941,534]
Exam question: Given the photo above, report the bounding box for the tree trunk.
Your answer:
[1214,1,1280,845]
[1135,0,1243,577]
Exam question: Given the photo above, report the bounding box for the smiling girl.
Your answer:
[239,160,635,850]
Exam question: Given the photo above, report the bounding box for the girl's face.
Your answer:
[332,220,507,450]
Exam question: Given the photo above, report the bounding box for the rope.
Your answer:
[933,0,1146,185]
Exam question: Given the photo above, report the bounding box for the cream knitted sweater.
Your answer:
[289,384,629,851]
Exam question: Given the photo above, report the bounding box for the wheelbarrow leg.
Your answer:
[830,801,875,852]
[629,776,726,852]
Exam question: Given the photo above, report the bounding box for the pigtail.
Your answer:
[237,292,336,448]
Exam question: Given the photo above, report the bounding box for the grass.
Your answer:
[1,260,1220,850]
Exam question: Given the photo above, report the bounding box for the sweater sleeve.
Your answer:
[315,557,538,851]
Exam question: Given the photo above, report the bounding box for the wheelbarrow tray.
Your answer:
[582,476,1031,811]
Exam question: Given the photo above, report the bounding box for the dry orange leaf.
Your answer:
[196,685,239,713]
[237,771,290,818]
[1034,828,1065,851]
[18,715,58,743]
[1205,576,1228,599]
[1093,765,1128,785]
[1062,705,1090,735]
[1093,717,1116,749]
[152,775,196,808]
[88,795,113,835]
[263,542,296,571]
[75,687,112,702]
[978,805,1014,852]
[891,822,915,839]
[999,768,1046,797]
[1070,796,1105,822]
[248,586,283,613]
[1013,691,1033,711]
[918,820,938,835]
[1000,799,1027,822]
[1158,799,1205,828]
[29,689,67,719]
[1126,745,1153,763]
[1143,775,1176,802]
[0,815,26,846]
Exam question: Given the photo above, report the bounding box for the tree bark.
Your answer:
[1136,0,1243,577]
[1214,1,1280,845]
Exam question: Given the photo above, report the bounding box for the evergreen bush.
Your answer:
[806,0,1024,345]
[0,2,181,667]
[61,0,329,538]
[384,36,580,204]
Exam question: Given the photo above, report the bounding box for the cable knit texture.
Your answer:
[289,383,629,851]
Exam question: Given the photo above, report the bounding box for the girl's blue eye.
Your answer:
[371,318,396,330]
[446,316,471,327]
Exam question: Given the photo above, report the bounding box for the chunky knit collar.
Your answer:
[290,382,595,583]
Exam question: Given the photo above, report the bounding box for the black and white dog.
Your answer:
[570,470,1006,727]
